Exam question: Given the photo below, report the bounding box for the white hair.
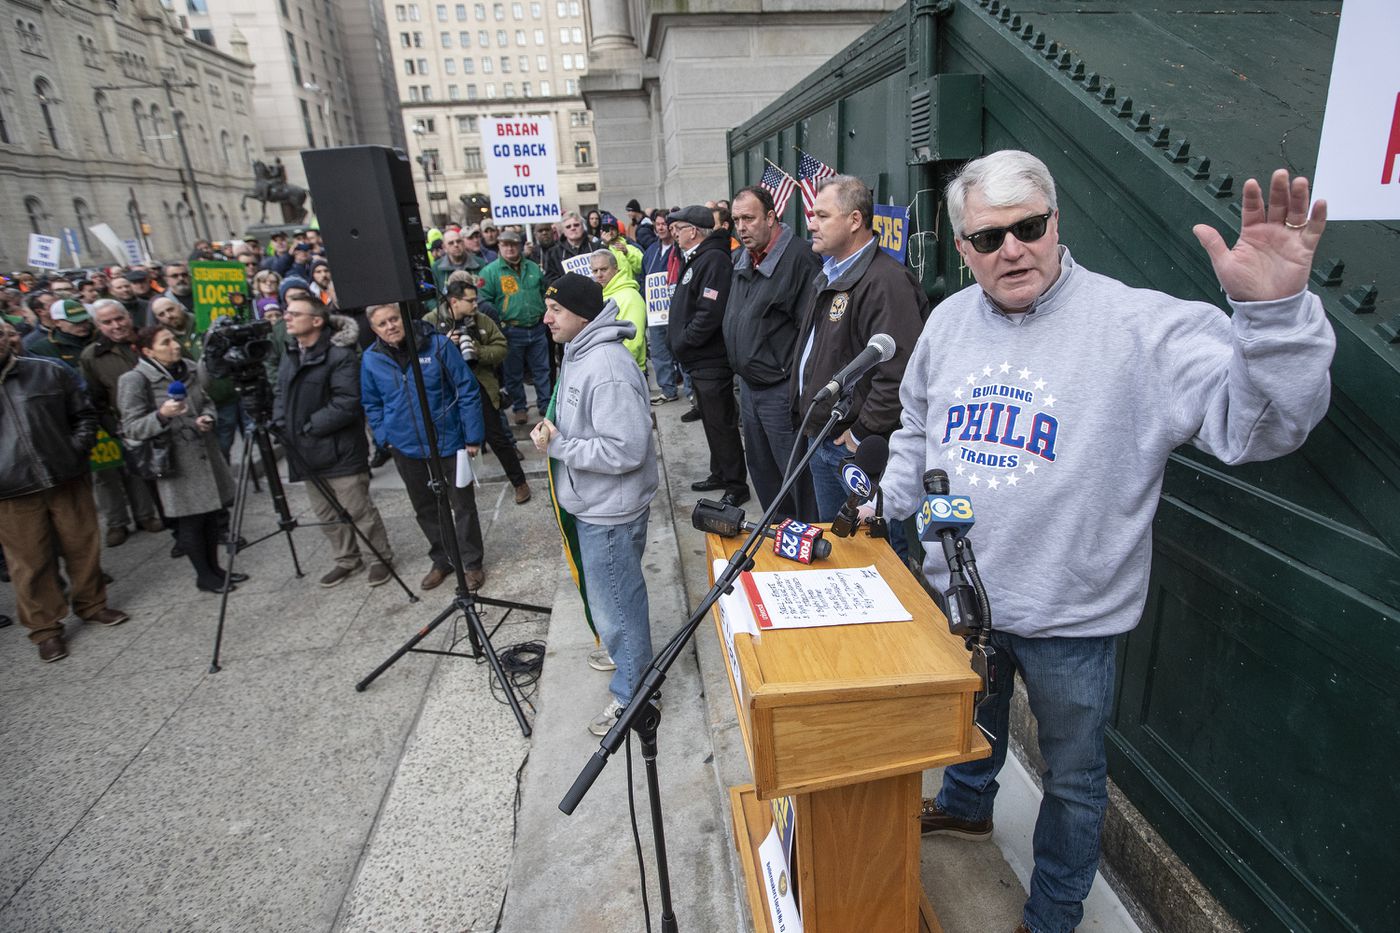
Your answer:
[946,150,1058,236]
[590,248,618,270]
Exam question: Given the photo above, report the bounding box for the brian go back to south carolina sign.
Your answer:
[482,117,562,225]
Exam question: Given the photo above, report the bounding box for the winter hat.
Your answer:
[666,205,715,229]
[545,273,604,321]
[279,275,311,302]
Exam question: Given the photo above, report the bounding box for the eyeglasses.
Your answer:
[962,212,1052,254]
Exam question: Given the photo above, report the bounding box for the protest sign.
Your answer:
[645,272,673,326]
[89,428,125,473]
[88,223,130,265]
[27,234,61,270]
[62,227,81,266]
[1313,0,1400,220]
[122,239,144,265]
[561,252,591,277]
[482,117,562,225]
[872,204,909,264]
[191,260,248,332]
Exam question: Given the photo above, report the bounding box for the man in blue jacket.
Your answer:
[361,303,488,592]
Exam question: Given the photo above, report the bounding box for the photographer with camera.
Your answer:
[424,280,532,505]
[275,295,395,588]
[362,303,488,592]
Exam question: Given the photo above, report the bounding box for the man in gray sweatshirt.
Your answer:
[883,151,1334,933]
[533,273,659,737]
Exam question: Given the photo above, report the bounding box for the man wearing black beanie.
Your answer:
[533,273,659,736]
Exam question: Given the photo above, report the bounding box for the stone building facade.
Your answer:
[183,0,404,190]
[0,0,266,268]
[581,0,900,210]
[384,0,600,227]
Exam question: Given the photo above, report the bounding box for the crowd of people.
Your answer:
[3,149,1335,933]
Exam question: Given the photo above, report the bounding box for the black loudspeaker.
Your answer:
[300,146,429,308]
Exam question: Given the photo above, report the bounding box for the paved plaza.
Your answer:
[1,404,1139,932]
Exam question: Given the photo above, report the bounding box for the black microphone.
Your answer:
[691,499,832,561]
[813,333,897,402]
[830,435,889,537]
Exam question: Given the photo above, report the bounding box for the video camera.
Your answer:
[201,291,276,418]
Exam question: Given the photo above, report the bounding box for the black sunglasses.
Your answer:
[963,212,1052,254]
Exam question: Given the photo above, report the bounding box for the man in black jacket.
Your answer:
[726,186,822,517]
[667,205,748,506]
[0,335,128,662]
[543,212,602,285]
[275,295,395,587]
[794,175,928,525]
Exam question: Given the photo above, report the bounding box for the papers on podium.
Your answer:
[739,564,912,630]
[714,559,760,700]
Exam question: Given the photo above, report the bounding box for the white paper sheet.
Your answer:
[739,564,912,630]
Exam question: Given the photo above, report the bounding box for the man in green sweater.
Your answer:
[478,229,552,425]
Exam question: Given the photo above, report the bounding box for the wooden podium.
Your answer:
[706,529,990,933]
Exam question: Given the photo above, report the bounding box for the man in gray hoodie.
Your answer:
[532,273,659,737]
[883,151,1334,933]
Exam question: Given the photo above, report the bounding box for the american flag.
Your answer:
[797,149,837,227]
[760,161,797,217]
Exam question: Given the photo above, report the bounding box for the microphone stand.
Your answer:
[559,393,853,931]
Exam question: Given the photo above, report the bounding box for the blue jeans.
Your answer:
[214,399,242,462]
[576,510,653,705]
[502,322,554,415]
[739,379,810,519]
[647,324,680,399]
[936,631,1117,933]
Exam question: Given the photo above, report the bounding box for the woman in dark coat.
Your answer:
[117,325,245,593]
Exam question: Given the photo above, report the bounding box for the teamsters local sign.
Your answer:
[482,117,562,224]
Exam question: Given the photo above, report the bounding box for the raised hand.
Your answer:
[1192,169,1327,303]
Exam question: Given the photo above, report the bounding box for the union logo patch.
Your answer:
[682,268,694,285]
[829,292,850,321]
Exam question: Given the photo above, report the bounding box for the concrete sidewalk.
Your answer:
[2,393,1145,932]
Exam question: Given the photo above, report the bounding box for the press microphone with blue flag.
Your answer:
[918,469,979,635]
[830,435,889,537]
[920,469,1000,719]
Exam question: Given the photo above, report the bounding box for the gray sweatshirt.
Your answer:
[548,301,658,525]
[884,247,1335,639]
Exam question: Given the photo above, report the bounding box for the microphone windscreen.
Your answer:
[869,333,896,362]
[167,380,187,399]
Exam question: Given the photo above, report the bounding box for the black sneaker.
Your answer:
[680,405,702,423]
[919,798,993,838]
[320,563,364,587]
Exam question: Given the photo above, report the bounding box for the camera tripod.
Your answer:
[352,296,547,738]
[208,380,417,673]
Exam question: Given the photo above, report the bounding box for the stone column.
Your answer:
[587,0,635,52]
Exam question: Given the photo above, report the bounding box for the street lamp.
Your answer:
[411,123,446,226]
[96,78,211,243]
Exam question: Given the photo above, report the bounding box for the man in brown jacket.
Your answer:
[793,174,929,527]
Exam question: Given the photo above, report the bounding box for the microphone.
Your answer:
[813,333,896,402]
[830,435,888,537]
[918,468,981,636]
[167,380,187,403]
[691,499,831,562]
[916,469,976,548]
